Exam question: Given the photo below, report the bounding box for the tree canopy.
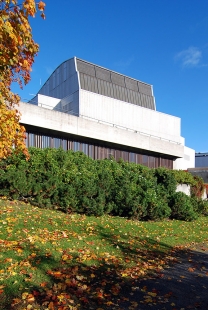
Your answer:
[0,0,45,159]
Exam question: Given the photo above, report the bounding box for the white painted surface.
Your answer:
[79,90,183,144]
[176,184,191,196]
[173,146,195,170]
[176,184,207,200]
[19,102,184,158]
[34,94,61,110]
[201,189,207,200]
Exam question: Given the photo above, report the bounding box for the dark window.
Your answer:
[24,130,173,169]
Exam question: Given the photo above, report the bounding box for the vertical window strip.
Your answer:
[24,131,173,168]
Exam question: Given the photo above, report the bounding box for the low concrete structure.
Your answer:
[176,184,191,196]
[173,146,195,170]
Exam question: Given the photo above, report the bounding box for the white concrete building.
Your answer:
[19,57,195,170]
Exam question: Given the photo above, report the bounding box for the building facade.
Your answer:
[19,57,195,170]
[195,152,208,168]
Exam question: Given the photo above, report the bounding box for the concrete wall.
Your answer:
[19,102,184,158]
[176,184,191,196]
[176,184,207,199]
[173,146,195,170]
[35,94,61,110]
[60,91,79,116]
[79,90,183,145]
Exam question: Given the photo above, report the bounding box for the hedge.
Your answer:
[0,148,207,221]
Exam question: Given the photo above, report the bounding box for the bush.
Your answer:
[144,188,171,220]
[0,148,206,222]
[172,170,196,186]
[169,192,198,221]
[153,167,177,197]
[109,161,154,219]
[190,176,205,198]
[191,197,208,216]
[0,152,32,199]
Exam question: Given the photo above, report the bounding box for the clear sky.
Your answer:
[12,0,208,153]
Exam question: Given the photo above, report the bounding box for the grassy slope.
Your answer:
[1,198,208,309]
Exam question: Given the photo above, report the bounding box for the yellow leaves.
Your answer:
[20,292,35,307]
[11,298,22,306]
[22,0,41,17]
[188,267,195,272]
[130,301,138,308]
[0,0,45,159]
[2,202,208,310]
[0,102,29,159]
[147,291,157,297]
[106,301,114,306]
[4,258,13,263]
[30,252,37,258]
[121,272,128,277]
[62,231,68,238]
[38,1,45,11]
[40,281,48,287]
[61,253,73,262]
[144,295,154,304]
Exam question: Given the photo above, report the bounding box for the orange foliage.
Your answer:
[0,0,46,159]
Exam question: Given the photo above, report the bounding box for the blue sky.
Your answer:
[12,0,208,152]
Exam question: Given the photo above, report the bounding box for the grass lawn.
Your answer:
[1,198,208,309]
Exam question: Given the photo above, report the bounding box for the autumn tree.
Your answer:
[0,0,45,159]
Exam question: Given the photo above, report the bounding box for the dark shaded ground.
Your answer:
[117,243,208,310]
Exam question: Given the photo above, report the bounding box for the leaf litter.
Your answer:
[0,199,208,309]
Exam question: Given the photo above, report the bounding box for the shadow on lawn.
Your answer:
[2,232,208,310]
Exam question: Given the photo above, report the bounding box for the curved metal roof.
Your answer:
[37,57,156,110]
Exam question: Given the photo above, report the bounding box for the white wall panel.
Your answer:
[19,102,184,158]
[173,146,195,169]
[79,90,182,144]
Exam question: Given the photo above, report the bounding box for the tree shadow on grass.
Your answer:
[2,231,208,310]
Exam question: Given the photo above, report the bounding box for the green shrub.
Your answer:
[109,161,154,219]
[169,192,197,221]
[153,167,177,197]
[191,197,208,215]
[144,188,171,220]
[0,152,32,199]
[95,159,117,214]
[172,170,196,186]
[1,148,206,222]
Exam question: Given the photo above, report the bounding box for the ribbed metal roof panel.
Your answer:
[37,57,156,110]
[95,67,111,82]
[110,72,125,87]
[125,77,139,92]
[76,59,96,77]
[76,58,155,110]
